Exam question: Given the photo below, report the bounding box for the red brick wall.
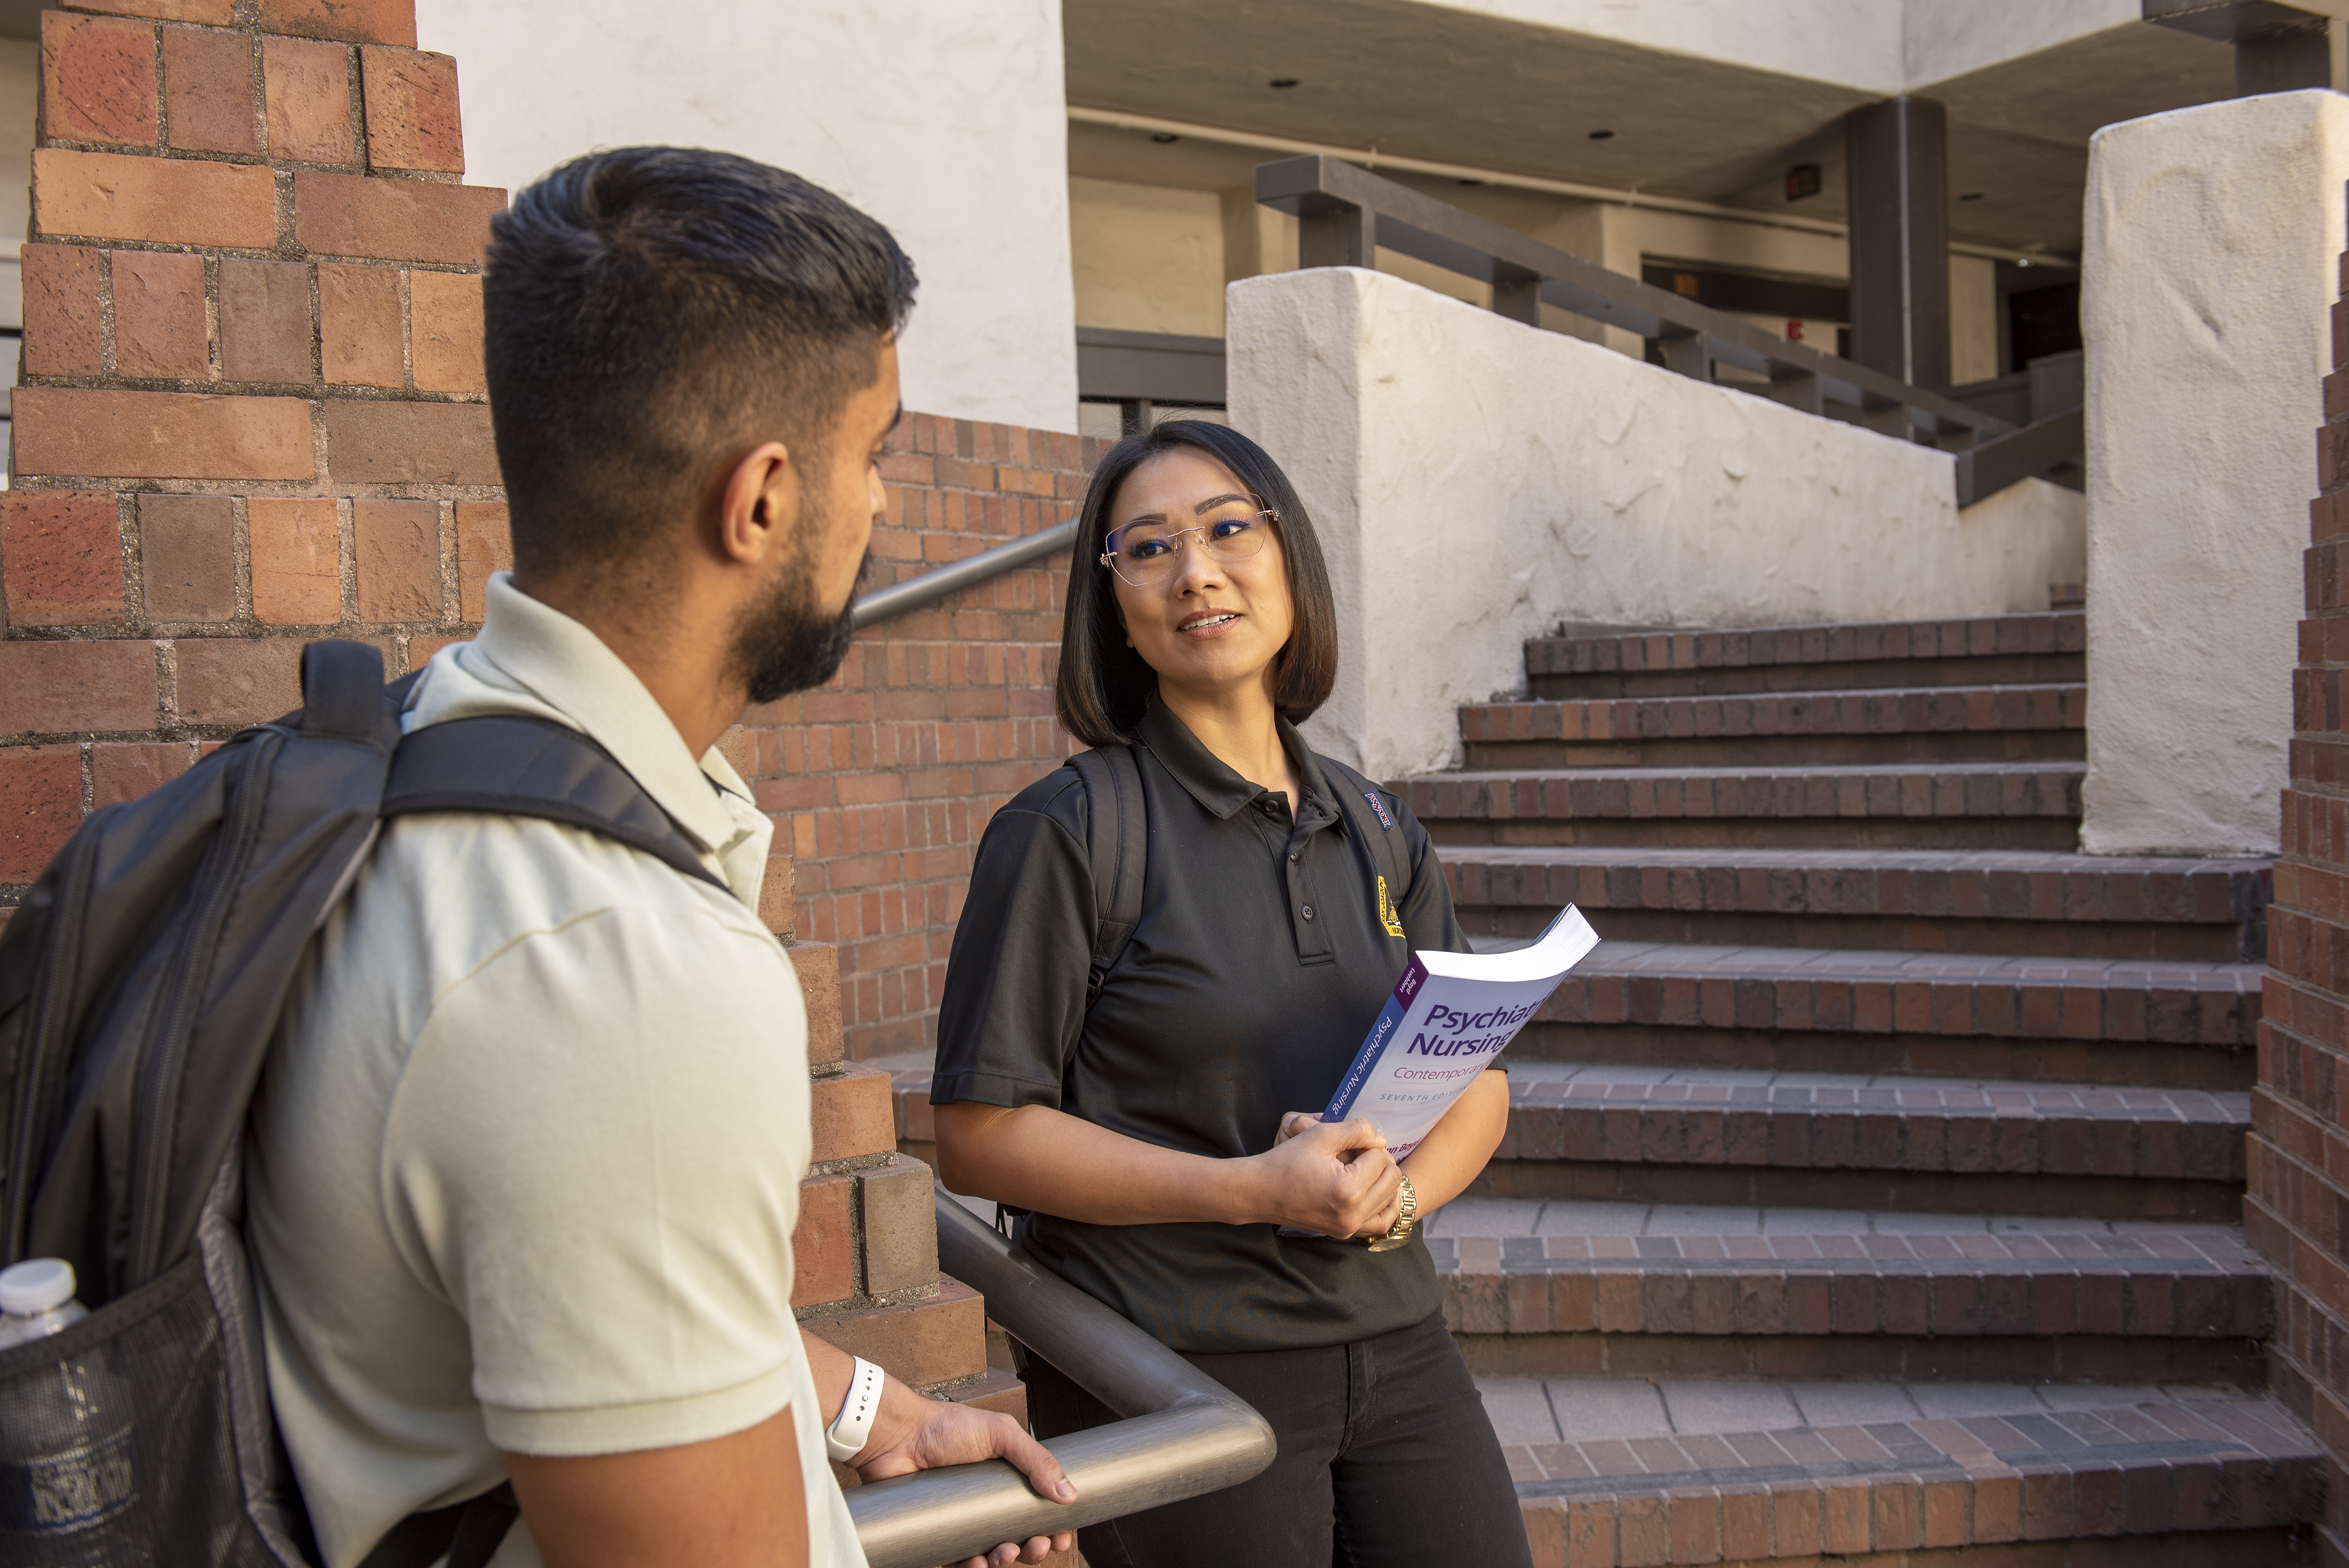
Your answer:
[2252,234,2349,1557]
[0,0,1085,1429]
[0,0,504,887]
[748,412,1100,1061]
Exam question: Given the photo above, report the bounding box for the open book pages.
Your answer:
[1321,906,1600,1159]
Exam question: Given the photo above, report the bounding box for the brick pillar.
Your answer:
[0,0,998,1458]
[2253,215,2349,1561]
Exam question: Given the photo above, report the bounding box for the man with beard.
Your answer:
[243,148,1076,1568]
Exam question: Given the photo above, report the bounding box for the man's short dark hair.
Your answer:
[483,147,917,580]
[1056,421,1340,747]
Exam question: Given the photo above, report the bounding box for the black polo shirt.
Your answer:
[931,702,1468,1352]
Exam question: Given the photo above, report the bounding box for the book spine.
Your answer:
[1323,955,1428,1122]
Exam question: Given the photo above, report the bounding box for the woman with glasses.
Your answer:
[930,421,1531,1568]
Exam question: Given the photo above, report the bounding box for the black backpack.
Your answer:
[0,640,725,1568]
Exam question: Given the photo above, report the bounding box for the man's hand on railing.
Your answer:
[807,1327,1076,1566]
[851,1381,1078,1566]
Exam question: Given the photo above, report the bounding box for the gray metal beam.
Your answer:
[1075,327,1226,406]
[1254,153,2009,441]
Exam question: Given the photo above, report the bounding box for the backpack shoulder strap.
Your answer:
[1066,744,1147,1005]
[382,715,726,890]
[1320,757,1414,944]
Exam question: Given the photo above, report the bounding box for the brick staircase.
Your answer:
[887,609,2318,1564]
[1390,610,2317,1564]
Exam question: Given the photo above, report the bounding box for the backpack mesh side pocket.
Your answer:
[0,1255,278,1566]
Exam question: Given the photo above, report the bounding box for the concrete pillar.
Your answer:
[1845,95,1951,392]
[2079,89,2349,855]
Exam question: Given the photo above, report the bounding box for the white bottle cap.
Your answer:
[0,1258,77,1317]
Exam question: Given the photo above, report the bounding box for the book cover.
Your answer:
[1319,905,1600,1159]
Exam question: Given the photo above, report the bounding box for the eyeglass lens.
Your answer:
[1104,511,1272,584]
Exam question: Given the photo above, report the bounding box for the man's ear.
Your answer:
[716,440,797,566]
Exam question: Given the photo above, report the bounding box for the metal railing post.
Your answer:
[1492,265,1542,326]
[1298,198,1374,268]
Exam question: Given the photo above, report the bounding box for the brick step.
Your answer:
[1447,847,2270,963]
[1531,941,2261,1052]
[1431,1199,2266,1382]
[1460,683,2085,770]
[1508,1020,2253,1092]
[1525,611,2086,700]
[1477,1062,2248,1220]
[800,1274,989,1391]
[1403,763,2083,849]
[1481,1377,2315,1567]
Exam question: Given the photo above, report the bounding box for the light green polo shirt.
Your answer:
[245,572,863,1568]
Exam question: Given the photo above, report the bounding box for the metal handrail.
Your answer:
[1255,153,2014,449]
[844,1195,1277,1568]
[849,518,1078,631]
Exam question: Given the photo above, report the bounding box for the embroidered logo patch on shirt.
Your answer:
[1363,791,1395,831]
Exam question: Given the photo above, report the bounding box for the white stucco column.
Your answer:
[2079,90,2349,856]
[1226,267,2084,782]
[415,0,1079,435]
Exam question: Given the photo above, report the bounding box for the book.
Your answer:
[1319,905,1601,1159]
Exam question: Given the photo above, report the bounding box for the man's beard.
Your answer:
[729,534,867,706]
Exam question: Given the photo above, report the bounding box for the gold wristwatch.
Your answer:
[1365,1172,1419,1252]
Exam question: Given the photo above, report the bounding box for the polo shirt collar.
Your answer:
[424,572,751,858]
[1134,700,1337,825]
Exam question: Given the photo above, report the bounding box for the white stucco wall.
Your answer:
[414,0,1079,433]
[1421,0,2137,94]
[2079,91,2349,857]
[1227,267,2083,780]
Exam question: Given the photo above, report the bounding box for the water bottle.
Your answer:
[0,1260,89,1349]
[0,1259,144,1564]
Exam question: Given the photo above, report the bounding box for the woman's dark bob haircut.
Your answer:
[1055,420,1340,748]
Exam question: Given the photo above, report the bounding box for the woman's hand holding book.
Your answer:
[1245,1116,1404,1239]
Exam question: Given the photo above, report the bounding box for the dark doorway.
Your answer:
[2009,282,2081,368]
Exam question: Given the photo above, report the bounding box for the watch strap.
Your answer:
[826,1356,886,1464]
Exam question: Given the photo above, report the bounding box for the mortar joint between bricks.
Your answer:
[42,139,273,169]
[312,383,485,406]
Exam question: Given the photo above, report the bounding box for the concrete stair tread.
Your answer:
[1426,1195,2244,1241]
[1502,1060,2247,1123]
[1416,761,2083,784]
[1462,682,2086,739]
[1431,1227,2263,1276]
[1402,762,2083,821]
[1567,938,2260,986]
[1479,1373,2278,1443]
[1525,611,2085,675]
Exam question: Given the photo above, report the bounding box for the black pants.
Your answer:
[1021,1312,1531,1568]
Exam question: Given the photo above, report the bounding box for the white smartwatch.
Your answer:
[826,1356,885,1463]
